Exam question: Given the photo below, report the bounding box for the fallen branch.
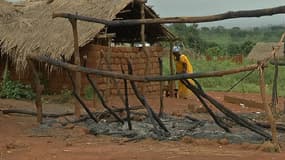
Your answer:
[254,121,285,132]
[2,109,73,118]
[181,79,231,133]
[183,79,272,139]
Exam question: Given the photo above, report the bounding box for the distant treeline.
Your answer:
[166,24,285,56]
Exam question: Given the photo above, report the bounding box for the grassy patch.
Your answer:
[162,55,285,96]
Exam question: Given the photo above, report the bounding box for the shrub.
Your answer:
[0,71,35,100]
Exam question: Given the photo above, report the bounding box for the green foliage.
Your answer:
[0,71,35,100]
[227,43,242,55]
[166,24,285,56]
[162,56,285,96]
[84,85,94,100]
[206,46,224,56]
[240,41,255,56]
[58,89,72,103]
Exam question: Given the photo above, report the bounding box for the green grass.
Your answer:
[162,55,285,96]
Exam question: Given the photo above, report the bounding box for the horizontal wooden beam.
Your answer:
[30,55,259,82]
[53,5,285,26]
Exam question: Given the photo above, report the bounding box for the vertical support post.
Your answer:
[259,66,280,151]
[28,60,43,123]
[158,57,164,117]
[69,18,81,118]
[105,37,112,103]
[140,0,149,94]
[271,55,278,115]
[169,41,175,97]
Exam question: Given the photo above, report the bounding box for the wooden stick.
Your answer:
[271,56,278,114]
[121,66,132,130]
[128,60,169,133]
[2,109,73,118]
[31,55,259,82]
[69,18,81,118]
[140,1,148,94]
[65,66,98,123]
[181,79,231,133]
[158,58,164,117]
[53,5,285,26]
[84,60,124,124]
[169,42,175,97]
[28,60,43,123]
[101,49,125,105]
[226,70,255,92]
[258,67,280,151]
[183,79,272,139]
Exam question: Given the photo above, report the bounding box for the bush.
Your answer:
[0,72,35,100]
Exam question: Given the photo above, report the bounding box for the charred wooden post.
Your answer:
[181,79,231,133]
[105,37,113,103]
[258,66,280,151]
[65,67,98,123]
[121,65,132,130]
[158,57,164,117]
[28,60,43,123]
[182,78,272,139]
[83,58,124,124]
[127,60,169,133]
[169,41,175,97]
[69,17,81,118]
[139,0,149,94]
[101,49,125,105]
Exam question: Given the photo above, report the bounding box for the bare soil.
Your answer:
[1,91,285,160]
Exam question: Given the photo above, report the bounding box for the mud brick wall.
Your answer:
[81,44,163,97]
[0,44,163,97]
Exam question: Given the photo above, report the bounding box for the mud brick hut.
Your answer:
[0,0,176,97]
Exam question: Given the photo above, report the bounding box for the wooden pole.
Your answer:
[121,66,132,130]
[31,55,260,82]
[158,57,164,117]
[105,37,112,103]
[140,0,149,94]
[259,66,280,151]
[69,18,81,118]
[28,60,43,123]
[53,5,285,26]
[271,56,278,114]
[169,42,175,97]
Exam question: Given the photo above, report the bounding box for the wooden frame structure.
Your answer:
[26,4,285,151]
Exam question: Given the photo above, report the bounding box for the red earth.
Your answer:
[1,91,285,160]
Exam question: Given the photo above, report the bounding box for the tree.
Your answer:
[227,43,241,55]
[240,41,255,56]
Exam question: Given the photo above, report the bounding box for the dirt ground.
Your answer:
[1,91,285,160]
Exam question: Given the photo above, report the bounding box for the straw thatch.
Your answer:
[0,0,140,70]
[247,42,284,61]
[0,0,23,22]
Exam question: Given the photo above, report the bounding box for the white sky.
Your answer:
[147,0,285,28]
[5,0,285,28]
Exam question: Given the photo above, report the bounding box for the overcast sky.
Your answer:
[147,0,285,28]
[5,0,285,28]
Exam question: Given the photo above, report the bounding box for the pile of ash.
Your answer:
[82,115,267,144]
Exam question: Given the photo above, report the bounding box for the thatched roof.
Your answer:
[0,0,173,70]
[247,42,284,61]
[0,0,22,22]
